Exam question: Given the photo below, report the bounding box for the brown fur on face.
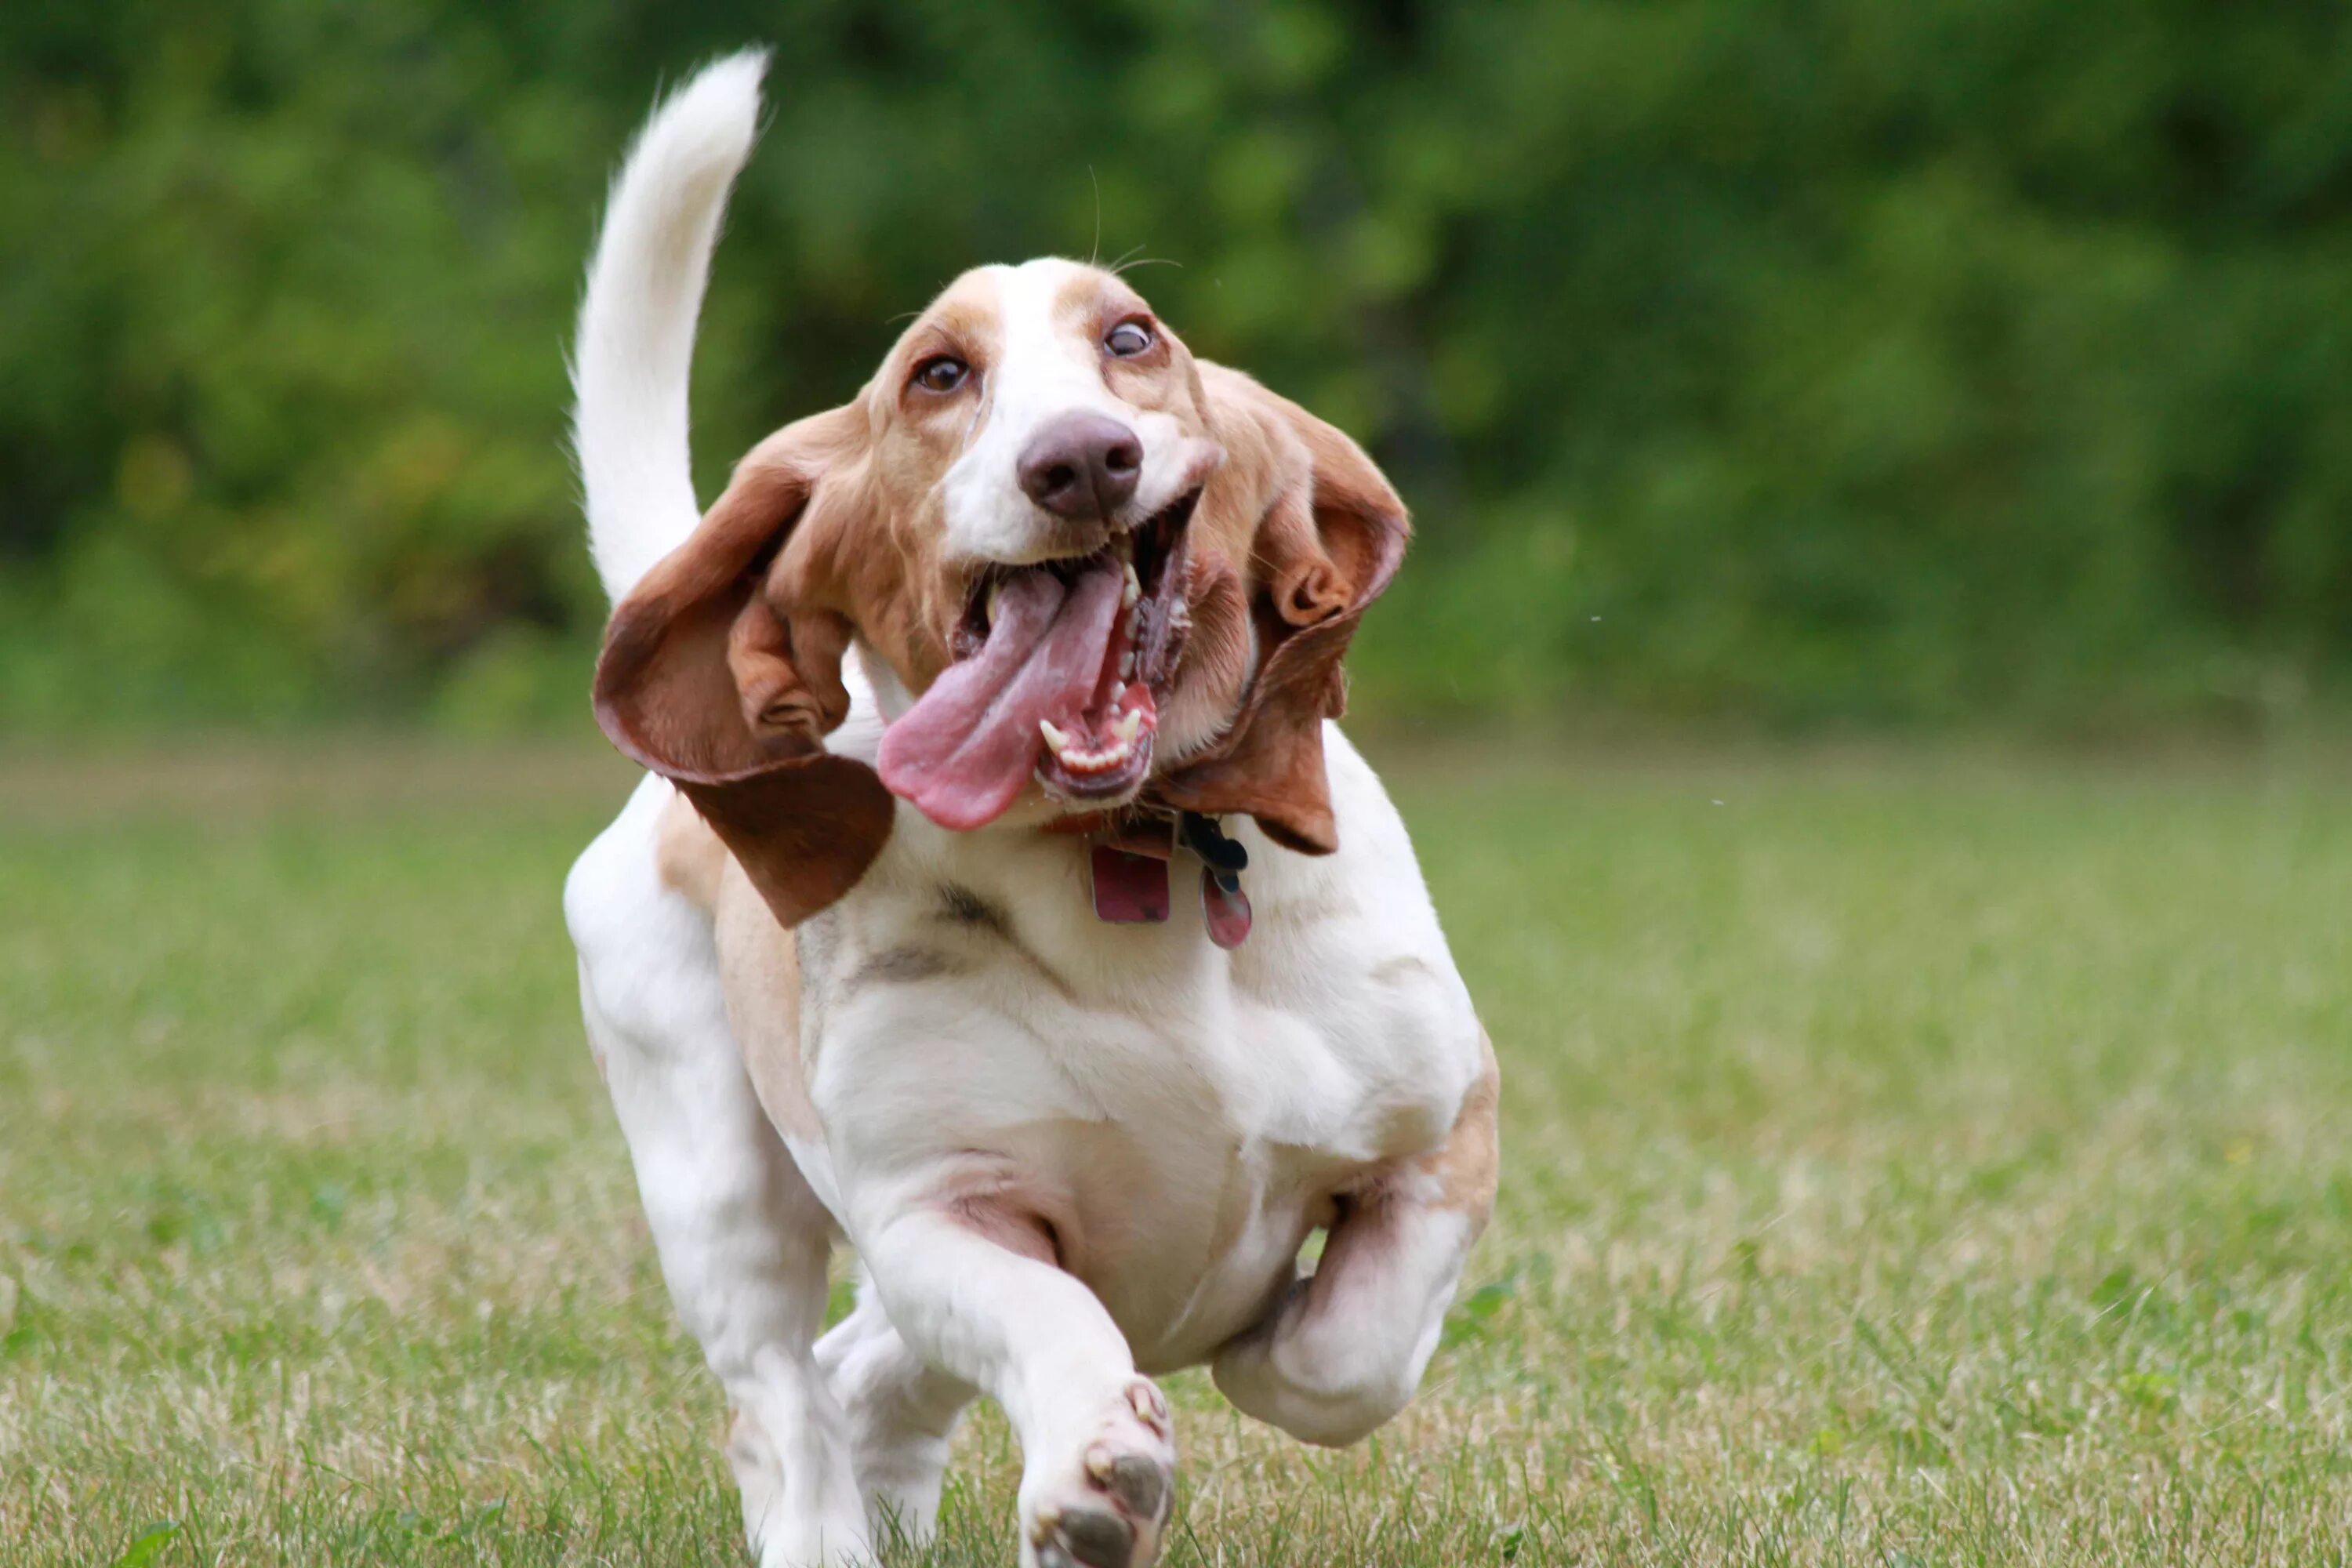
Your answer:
[595,262,1410,927]
[1155,364,1409,853]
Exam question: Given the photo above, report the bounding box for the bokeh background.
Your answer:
[10,0,2352,739]
[14,9,2352,1563]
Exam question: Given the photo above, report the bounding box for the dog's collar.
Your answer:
[1056,807,1252,947]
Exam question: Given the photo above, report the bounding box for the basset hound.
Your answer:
[564,53,1497,1568]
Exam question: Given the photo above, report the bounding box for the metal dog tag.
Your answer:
[1091,844,1171,923]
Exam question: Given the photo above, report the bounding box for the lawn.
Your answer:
[3,739,2349,1566]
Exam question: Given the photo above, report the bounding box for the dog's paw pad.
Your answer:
[1033,1500,1135,1568]
[1085,1443,1168,1521]
[1023,1380,1174,1568]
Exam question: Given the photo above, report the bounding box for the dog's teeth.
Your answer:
[1109,680,1127,706]
[1118,651,1135,681]
[1039,719,1071,756]
[985,580,1005,629]
[1122,562,1142,608]
[1112,709,1144,743]
[1126,608,1142,641]
[1054,728,1138,775]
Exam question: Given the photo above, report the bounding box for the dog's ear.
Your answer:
[1159,376,1408,854]
[593,405,895,925]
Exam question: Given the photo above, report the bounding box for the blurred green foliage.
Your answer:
[5,1,2352,732]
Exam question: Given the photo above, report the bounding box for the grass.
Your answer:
[3,737,2350,1566]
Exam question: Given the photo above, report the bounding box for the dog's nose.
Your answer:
[1018,414,1142,521]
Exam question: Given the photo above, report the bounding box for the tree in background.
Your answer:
[6,0,2351,732]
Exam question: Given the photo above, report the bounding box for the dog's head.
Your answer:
[595,259,1407,924]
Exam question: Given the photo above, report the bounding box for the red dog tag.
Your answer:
[1091,844,1171,924]
[1202,869,1252,949]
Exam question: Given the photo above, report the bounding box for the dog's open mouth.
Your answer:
[876,488,1198,830]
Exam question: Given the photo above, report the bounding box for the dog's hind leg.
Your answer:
[1212,1032,1500,1448]
[815,1270,974,1550]
[568,779,871,1566]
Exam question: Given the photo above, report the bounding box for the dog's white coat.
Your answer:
[565,53,1492,1567]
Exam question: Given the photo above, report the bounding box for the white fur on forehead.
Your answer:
[993,256,1106,308]
[982,258,1120,383]
[937,259,1204,568]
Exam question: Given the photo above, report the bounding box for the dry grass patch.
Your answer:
[4,742,2349,1564]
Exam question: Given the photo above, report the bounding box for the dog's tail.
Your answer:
[571,49,768,605]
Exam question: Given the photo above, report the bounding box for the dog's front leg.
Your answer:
[1213,1033,1500,1447]
[856,1200,1175,1568]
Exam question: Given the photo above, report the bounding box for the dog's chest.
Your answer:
[793,817,1480,1363]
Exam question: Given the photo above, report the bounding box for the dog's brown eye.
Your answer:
[1105,321,1153,358]
[913,356,970,394]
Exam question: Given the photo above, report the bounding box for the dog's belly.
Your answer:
[809,959,1477,1371]
[1007,1113,1356,1373]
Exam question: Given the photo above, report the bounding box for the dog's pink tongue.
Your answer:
[878,566,1123,830]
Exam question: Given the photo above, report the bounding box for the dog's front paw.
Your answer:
[1020,1377,1175,1568]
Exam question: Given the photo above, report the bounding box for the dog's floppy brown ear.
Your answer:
[1158,376,1409,854]
[593,406,895,925]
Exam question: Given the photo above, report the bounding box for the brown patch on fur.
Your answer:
[1424,1031,1501,1221]
[1053,267,1111,331]
[1170,556,1255,739]
[654,789,729,913]
[1152,363,1410,855]
[903,286,1006,391]
[594,405,897,929]
[1053,269,1149,340]
[712,861,823,1142]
